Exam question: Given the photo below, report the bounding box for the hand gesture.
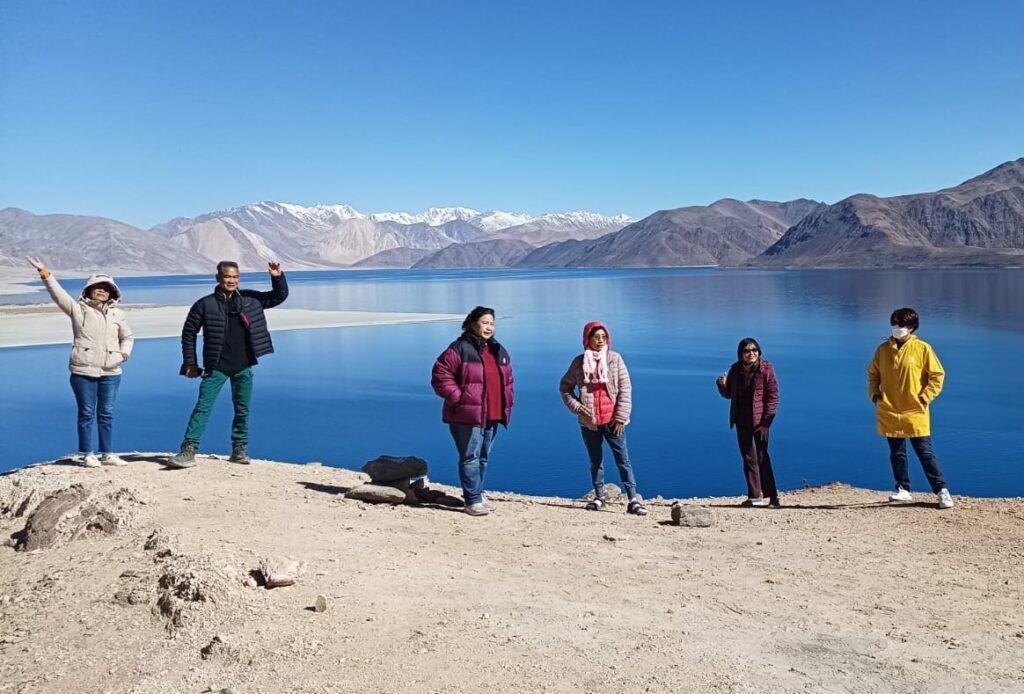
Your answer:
[27,257,49,278]
[578,405,596,424]
[612,420,626,437]
[268,262,282,277]
[183,365,201,378]
[756,425,769,438]
[716,374,727,388]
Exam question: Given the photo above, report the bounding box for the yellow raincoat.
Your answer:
[867,335,945,438]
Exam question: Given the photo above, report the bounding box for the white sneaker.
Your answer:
[464,503,490,516]
[889,488,913,502]
[937,489,954,509]
[82,454,101,468]
[481,494,496,511]
[100,454,128,467]
[749,497,770,507]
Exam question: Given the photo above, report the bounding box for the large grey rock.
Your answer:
[257,556,307,589]
[360,456,428,484]
[671,503,714,528]
[345,484,407,505]
[578,484,623,502]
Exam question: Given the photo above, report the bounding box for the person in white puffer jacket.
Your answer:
[28,257,134,468]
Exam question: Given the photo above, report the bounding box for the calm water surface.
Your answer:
[1,268,1021,498]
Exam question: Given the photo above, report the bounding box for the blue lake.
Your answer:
[1,268,1022,498]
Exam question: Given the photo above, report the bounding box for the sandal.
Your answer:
[585,498,605,511]
[626,500,648,516]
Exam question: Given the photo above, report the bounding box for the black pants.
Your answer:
[736,425,777,499]
[887,436,947,493]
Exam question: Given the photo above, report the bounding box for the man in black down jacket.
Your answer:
[167,260,288,468]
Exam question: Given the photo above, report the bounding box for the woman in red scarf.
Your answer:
[559,322,646,515]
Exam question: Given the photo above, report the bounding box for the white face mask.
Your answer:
[891,326,910,340]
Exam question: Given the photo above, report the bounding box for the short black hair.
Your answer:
[736,337,762,361]
[890,307,919,331]
[216,261,240,276]
[462,306,495,333]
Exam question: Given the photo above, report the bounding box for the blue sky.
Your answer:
[1,0,1022,228]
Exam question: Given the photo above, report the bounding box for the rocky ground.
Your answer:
[1,456,1022,694]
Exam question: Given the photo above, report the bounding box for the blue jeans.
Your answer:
[69,374,121,454]
[449,423,499,505]
[581,424,638,501]
[887,436,947,493]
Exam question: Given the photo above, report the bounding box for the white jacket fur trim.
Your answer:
[43,274,134,377]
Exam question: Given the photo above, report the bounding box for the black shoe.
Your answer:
[769,497,782,508]
[229,443,250,464]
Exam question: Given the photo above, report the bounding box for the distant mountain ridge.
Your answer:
[1,202,632,273]
[4,157,1023,272]
[755,158,1024,267]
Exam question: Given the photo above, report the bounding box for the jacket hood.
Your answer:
[582,321,611,349]
[81,274,122,302]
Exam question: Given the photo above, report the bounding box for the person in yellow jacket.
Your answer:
[868,307,953,509]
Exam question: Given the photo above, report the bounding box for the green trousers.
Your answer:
[183,368,253,445]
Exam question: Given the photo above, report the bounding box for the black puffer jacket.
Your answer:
[180,274,289,374]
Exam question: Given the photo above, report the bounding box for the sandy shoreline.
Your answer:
[0,457,1022,693]
[0,304,462,348]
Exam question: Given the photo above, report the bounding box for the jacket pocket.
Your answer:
[104,350,125,369]
[70,345,91,367]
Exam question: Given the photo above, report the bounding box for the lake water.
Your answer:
[2,268,1022,499]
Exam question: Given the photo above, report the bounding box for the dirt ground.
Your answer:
[1,456,1022,694]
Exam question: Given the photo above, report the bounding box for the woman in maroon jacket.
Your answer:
[716,338,781,507]
[431,306,515,516]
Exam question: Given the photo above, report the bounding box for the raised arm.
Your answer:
[716,368,732,399]
[249,263,288,309]
[28,257,78,319]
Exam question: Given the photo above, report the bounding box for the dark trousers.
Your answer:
[887,436,947,493]
[736,425,777,500]
[580,424,639,501]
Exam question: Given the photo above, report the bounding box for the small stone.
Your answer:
[602,533,628,542]
[344,484,408,505]
[314,595,328,613]
[580,483,623,502]
[257,557,307,588]
[671,503,714,528]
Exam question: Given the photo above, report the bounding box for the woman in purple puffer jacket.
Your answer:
[431,306,515,517]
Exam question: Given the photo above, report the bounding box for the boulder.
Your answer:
[671,503,714,528]
[345,484,407,505]
[360,456,428,484]
[579,484,623,502]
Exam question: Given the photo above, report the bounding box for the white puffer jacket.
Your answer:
[43,273,134,377]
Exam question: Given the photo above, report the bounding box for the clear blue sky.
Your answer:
[1,0,1022,228]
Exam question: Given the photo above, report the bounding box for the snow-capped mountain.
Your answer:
[150,202,633,269]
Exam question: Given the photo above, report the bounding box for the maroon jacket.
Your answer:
[717,359,779,430]
[431,332,515,427]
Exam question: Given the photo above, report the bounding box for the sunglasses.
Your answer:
[742,347,760,353]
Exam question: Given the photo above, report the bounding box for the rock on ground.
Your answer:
[671,503,715,527]
[360,455,428,484]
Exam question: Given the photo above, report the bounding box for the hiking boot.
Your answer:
[81,453,101,468]
[167,441,197,469]
[100,453,128,467]
[229,443,250,465]
[464,502,490,516]
[889,488,913,502]
[937,488,954,510]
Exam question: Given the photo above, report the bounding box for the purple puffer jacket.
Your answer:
[716,359,779,430]
[431,333,515,427]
